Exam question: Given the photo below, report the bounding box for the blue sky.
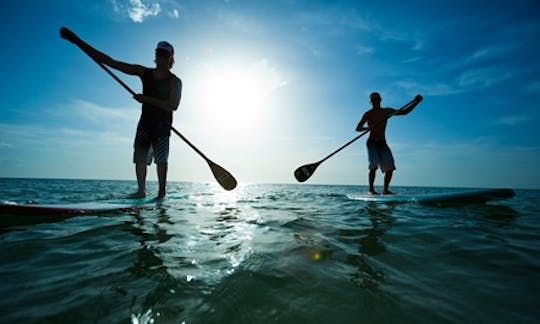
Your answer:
[1,0,539,189]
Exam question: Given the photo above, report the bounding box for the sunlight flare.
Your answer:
[194,59,287,134]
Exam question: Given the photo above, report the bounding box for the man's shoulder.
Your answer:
[171,73,182,84]
[381,107,398,115]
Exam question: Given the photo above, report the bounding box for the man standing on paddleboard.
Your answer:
[356,92,422,195]
[60,27,182,199]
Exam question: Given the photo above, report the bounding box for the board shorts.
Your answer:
[366,138,396,173]
[133,128,170,165]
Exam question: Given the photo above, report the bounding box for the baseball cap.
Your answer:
[156,41,174,56]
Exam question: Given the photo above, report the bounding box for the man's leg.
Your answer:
[131,128,151,198]
[381,143,395,195]
[157,163,167,199]
[383,170,393,194]
[368,169,378,194]
[131,162,147,198]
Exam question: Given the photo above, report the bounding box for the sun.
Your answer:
[193,59,286,135]
[202,71,263,128]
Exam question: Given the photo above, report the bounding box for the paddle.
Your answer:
[63,34,237,191]
[294,97,421,182]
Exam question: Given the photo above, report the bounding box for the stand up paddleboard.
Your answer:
[0,199,157,227]
[347,188,515,204]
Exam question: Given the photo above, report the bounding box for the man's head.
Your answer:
[155,41,174,68]
[370,92,381,107]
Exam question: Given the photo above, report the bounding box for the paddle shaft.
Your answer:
[91,58,212,162]
[316,98,418,165]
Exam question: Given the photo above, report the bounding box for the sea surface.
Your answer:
[0,178,539,324]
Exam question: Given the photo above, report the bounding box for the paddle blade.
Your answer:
[209,161,237,191]
[294,162,320,182]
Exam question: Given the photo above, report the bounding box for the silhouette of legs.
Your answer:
[157,163,167,199]
[130,162,147,198]
[383,170,394,194]
[368,169,378,194]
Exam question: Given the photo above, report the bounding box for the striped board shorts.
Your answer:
[133,128,170,165]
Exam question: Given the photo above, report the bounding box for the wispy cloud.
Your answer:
[354,45,375,55]
[525,81,540,93]
[395,66,514,96]
[0,141,13,149]
[395,80,460,96]
[465,42,521,64]
[169,8,179,19]
[110,0,180,23]
[48,99,138,125]
[0,122,132,151]
[492,114,534,126]
[457,67,512,89]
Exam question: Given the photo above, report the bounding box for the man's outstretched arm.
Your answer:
[60,27,145,77]
[395,94,423,115]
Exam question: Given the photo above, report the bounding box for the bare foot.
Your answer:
[382,190,394,195]
[368,190,379,195]
[128,191,146,199]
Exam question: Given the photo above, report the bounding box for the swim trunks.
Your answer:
[366,138,396,172]
[133,128,170,165]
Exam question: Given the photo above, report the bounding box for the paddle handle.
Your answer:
[318,130,368,164]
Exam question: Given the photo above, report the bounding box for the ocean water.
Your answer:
[0,178,539,324]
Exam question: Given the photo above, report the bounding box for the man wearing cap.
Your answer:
[60,27,182,199]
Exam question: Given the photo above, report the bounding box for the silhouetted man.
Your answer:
[356,92,422,194]
[61,27,182,199]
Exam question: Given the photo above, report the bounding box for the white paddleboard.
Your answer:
[0,198,157,216]
[347,188,515,204]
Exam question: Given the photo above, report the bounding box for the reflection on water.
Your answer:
[129,185,260,323]
[287,198,398,291]
[345,202,396,289]
[0,180,535,324]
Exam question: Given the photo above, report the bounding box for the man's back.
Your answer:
[363,108,395,140]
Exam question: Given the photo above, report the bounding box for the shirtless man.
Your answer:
[356,92,422,195]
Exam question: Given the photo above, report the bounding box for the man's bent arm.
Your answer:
[134,78,182,112]
[356,113,369,132]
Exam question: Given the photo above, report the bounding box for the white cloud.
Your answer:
[111,0,162,23]
[129,0,160,23]
[169,8,179,19]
